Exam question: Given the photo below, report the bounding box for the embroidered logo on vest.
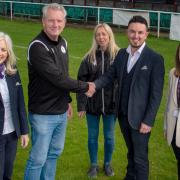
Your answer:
[61,45,66,54]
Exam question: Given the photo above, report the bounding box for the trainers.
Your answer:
[104,164,115,177]
[87,165,99,179]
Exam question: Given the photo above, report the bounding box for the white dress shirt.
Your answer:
[126,42,146,73]
[0,69,15,135]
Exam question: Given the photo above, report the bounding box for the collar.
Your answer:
[41,30,62,45]
[96,48,109,56]
[0,64,5,79]
[126,42,146,56]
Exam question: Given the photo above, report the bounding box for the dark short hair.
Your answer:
[128,15,148,30]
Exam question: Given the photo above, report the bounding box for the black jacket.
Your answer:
[77,50,117,115]
[95,46,165,129]
[28,31,88,114]
[0,71,29,137]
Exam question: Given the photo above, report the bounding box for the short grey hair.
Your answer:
[42,3,67,19]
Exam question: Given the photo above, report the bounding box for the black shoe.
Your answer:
[104,164,114,177]
[87,165,99,179]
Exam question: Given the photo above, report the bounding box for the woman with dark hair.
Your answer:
[164,44,180,179]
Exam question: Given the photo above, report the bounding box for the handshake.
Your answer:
[85,82,96,97]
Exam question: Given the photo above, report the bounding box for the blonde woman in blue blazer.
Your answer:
[0,32,29,180]
[164,44,180,179]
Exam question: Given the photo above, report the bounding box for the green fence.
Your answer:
[65,7,85,20]
[13,3,42,16]
[0,1,10,15]
[65,7,112,23]
[0,1,173,29]
[150,12,171,29]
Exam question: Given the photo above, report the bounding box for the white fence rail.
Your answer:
[0,1,180,40]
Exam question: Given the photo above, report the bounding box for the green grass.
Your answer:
[0,17,179,180]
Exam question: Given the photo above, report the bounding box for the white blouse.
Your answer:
[0,70,15,135]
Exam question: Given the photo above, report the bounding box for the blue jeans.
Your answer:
[24,112,67,180]
[86,113,116,166]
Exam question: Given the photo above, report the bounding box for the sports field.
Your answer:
[0,17,179,180]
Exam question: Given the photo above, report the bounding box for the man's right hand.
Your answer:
[85,82,96,97]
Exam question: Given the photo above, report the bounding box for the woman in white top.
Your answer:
[0,32,29,180]
[164,44,180,179]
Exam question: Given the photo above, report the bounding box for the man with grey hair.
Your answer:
[24,3,93,180]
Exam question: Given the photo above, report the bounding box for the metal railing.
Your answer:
[0,0,180,38]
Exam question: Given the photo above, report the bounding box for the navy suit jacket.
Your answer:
[95,45,165,130]
[0,71,29,137]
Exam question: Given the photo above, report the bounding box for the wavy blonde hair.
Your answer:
[85,23,119,64]
[0,32,17,75]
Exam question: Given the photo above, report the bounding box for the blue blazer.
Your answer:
[0,71,29,137]
[95,45,165,129]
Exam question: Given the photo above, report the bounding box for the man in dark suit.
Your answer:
[88,16,165,180]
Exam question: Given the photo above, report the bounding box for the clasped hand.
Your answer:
[85,82,96,97]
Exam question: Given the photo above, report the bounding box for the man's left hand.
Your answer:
[139,123,152,134]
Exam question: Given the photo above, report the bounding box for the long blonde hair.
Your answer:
[0,32,17,75]
[85,23,119,64]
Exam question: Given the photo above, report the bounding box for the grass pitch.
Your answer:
[0,17,179,180]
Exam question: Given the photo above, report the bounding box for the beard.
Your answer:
[130,44,142,49]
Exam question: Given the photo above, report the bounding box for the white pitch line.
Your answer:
[14,44,82,59]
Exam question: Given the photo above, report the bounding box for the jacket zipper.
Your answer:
[101,51,105,114]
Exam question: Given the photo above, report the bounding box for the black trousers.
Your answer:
[0,131,18,180]
[172,130,180,180]
[118,115,150,180]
